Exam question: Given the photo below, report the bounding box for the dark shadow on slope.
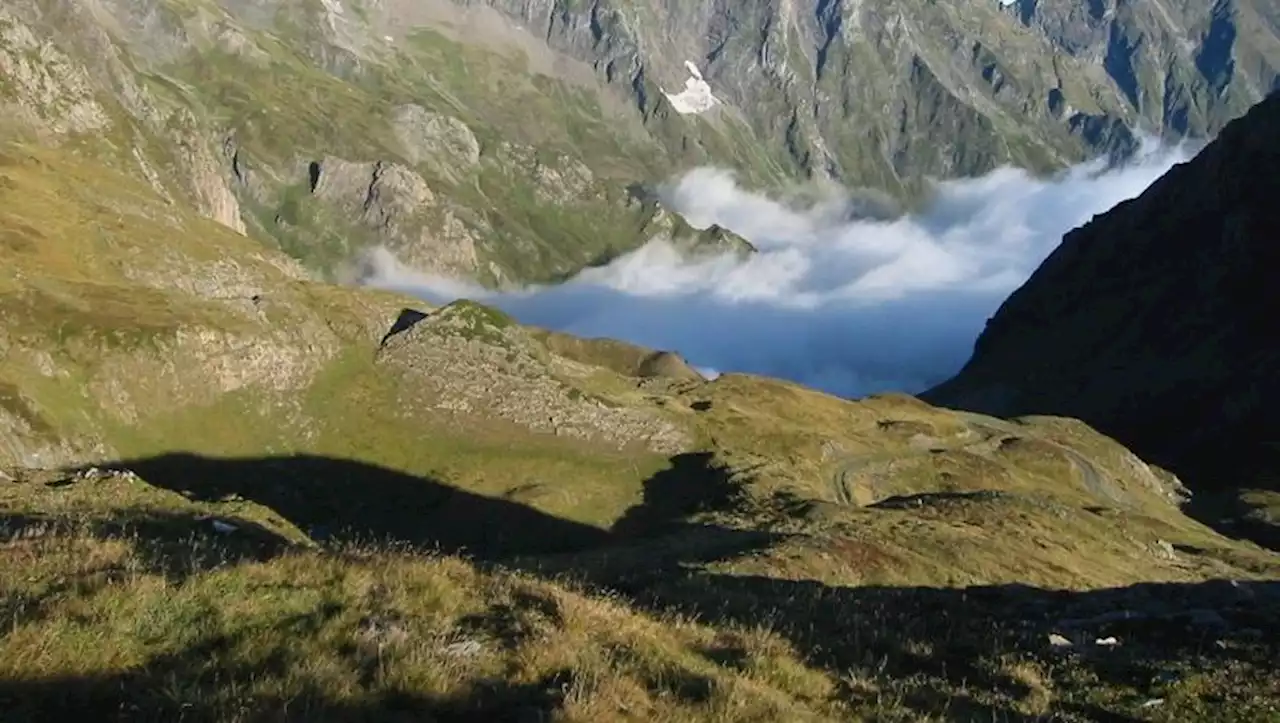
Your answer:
[1160,438,1280,551]
[0,508,294,632]
[8,456,1277,720]
[0,607,575,723]
[0,508,291,575]
[6,571,1274,721]
[379,307,429,347]
[515,452,783,595]
[78,454,610,560]
[869,489,1013,510]
[611,452,743,537]
[627,574,1280,721]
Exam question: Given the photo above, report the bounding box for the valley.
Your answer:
[2,1,1279,720]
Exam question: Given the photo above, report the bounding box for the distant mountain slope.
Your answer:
[3,0,1279,285]
[925,91,1280,545]
[480,0,1280,188]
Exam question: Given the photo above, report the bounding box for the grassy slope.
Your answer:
[1,140,1279,719]
[137,2,792,285]
[5,0,790,288]
[1,471,1277,722]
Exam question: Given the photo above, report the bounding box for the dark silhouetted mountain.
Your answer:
[926,92,1280,541]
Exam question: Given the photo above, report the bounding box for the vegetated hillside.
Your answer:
[3,135,1280,719]
[925,91,1280,550]
[3,0,1279,287]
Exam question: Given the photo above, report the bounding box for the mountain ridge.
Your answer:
[4,0,1279,285]
[926,89,1280,547]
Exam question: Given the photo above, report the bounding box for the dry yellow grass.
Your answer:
[0,514,844,722]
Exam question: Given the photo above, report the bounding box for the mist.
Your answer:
[361,142,1193,398]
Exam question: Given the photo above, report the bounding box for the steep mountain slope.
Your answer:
[3,0,1278,286]
[487,0,1280,184]
[926,90,1280,546]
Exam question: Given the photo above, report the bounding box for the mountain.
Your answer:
[3,117,1280,719]
[925,90,1280,547]
[3,0,1279,286]
[4,3,1280,719]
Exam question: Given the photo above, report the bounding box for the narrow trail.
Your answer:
[832,455,896,507]
[957,412,1126,508]
[829,412,1128,509]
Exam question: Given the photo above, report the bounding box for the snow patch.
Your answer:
[662,61,719,115]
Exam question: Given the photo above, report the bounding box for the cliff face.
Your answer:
[3,0,1278,286]
[925,91,1280,538]
[502,0,1280,183]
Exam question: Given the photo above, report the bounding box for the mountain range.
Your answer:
[3,0,1278,285]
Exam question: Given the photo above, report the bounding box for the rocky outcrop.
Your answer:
[925,92,1280,496]
[474,0,1279,190]
[168,109,248,234]
[391,104,481,178]
[311,157,435,223]
[307,156,480,275]
[633,201,758,260]
[0,11,110,136]
[375,301,691,454]
[0,5,248,234]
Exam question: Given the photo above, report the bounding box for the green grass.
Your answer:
[0,505,842,722]
[1,131,1278,722]
[149,22,684,284]
[1,472,1277,722]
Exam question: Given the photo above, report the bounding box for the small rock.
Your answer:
[442,639,484,658]
[1153,539,1177,560]
[1048,633,1074,648]
[358,615,410,648]
[1094,636,1120,647]
[1226,579,1257,602]
[1141,698,1165,708]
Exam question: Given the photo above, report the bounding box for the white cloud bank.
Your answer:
[363,141,1194,399]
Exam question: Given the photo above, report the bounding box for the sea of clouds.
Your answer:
[360,140,1193,399]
